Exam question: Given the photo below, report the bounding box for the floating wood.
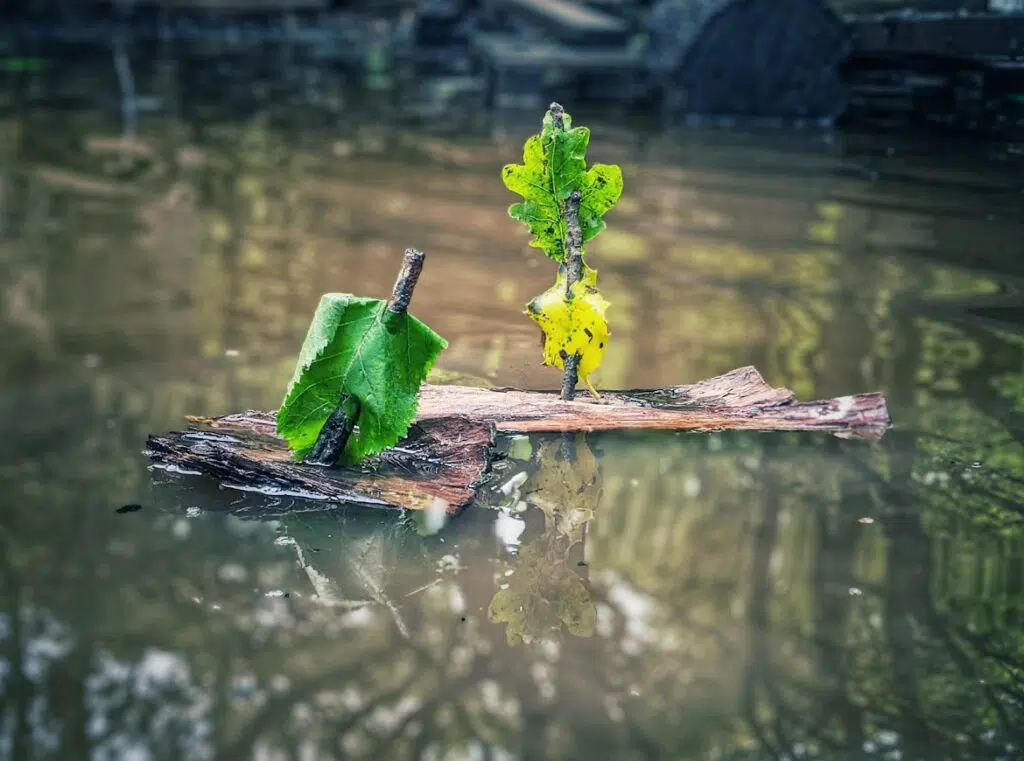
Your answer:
[417,366,889,435]
[147,414,495,515]
[145,366,890,514]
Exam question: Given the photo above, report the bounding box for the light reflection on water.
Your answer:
[1,87,1024,760]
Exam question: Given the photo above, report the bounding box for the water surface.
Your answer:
[2,91,1024,761]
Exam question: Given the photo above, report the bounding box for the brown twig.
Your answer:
[306,398,359,466]
[306,249,426,467]
[547,101,586,401]
[388,248,425,315]
[564,189,584,295]
[561,188,584,401]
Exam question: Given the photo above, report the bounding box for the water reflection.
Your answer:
[487,435,600,646]
[4,416,1023,759]
[1,101,1024,760]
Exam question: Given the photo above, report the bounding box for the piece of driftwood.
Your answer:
[145,366,890,514]
[146,416,495,515]
[417,366,891,435]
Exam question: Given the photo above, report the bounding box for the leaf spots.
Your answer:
[524,272,610,391]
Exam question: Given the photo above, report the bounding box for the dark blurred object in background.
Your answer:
[645,0,851,122]
[1,0,1022,135]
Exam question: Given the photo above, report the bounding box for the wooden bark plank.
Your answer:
[648,0,851,121]
[145,366,890,514]
[146,416,495,515]
[418,366,890,436]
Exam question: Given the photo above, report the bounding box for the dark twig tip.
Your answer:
[306,400,358,467]
[388,248,425,314]
[548,102,565,131]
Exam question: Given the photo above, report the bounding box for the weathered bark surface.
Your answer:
[418,366,890,437]
[146,416,495,515]
[145,366,890,514]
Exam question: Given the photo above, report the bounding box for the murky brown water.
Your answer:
[2,87,1024,760]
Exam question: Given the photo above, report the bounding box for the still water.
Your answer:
[2,88,1024,761]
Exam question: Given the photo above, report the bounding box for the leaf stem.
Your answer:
[307,248,427,466]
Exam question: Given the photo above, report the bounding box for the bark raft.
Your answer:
[147,415,494,515]
[146,366,890,515]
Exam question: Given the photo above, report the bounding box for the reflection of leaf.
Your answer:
[501,109,622,263]
[526,269,610,396]
[528,436,602,543]
[561,577,597,636]
[488,436,601,645]
[276,293,447,463]
[487,542,596,646]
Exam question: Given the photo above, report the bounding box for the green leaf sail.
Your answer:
[276,293,447,464]
[501,109,623,263]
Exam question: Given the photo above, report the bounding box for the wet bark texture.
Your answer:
[147,415,495,515]
[417,366,889,435]
[146,366,890,513]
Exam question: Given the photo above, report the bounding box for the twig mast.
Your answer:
[548,103,584,401]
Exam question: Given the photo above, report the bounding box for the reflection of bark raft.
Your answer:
[648,0,851,120]
[146,367,890,515]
